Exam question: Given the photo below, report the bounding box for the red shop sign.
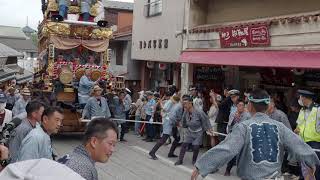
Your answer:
[219,24,270,48]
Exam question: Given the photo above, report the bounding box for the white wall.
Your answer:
[131,0,186,62]
[110,42,128,76]
[189,0,320,27]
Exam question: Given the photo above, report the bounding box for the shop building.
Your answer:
[132,0,187,91]
[179,0,320,100]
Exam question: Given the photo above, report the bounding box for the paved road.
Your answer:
[53,133,240,180]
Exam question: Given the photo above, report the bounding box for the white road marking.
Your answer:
[131,146,216,180]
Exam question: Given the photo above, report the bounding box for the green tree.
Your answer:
[30,32,38,47]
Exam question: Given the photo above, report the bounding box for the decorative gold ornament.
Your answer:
[59,66,73,85]
[75,68,85,81]
[44,22,70,36]
[47,0,58,11]
[47,62,54,76]
[72,26,91,37]
[91,69,101,81]
[91,28,113,39]
[60,71,73,85]
[90,3,99,17]
[68,6,80,14]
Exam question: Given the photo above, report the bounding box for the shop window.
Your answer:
[145,0,162,17]
[116,44,123,65]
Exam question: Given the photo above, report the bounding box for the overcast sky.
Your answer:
[0,0,134,30]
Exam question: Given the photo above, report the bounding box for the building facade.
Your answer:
[179,0,320,98]
[104,0,142,94]
[132,0,187,91]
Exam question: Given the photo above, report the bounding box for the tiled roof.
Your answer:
[0,38,37,52]
[0,43,23,58]
[0,67,16,83]
[0,25,28,39]
[5,64,34,84]
[103,0,133,11]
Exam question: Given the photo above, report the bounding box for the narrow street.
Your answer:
[53,133,240,180]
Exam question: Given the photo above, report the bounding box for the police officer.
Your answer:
[295,89,320,179]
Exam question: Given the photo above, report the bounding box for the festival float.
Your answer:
[36,0,115,132]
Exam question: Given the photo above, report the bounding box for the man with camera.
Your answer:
[0,144,9,172]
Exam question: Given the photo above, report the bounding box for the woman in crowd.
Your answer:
[207,90,219,147]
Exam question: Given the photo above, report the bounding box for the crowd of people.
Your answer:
[0,94,117,180]
[130,86,320,179]
[1,80,320,180]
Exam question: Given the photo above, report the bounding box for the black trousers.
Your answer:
[226,157,236,173]
[120,123,127,140]
[217,123,227,142]
[150,127,180,155]
[146,115,155,140]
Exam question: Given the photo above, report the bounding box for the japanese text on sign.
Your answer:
[219,25,270,48]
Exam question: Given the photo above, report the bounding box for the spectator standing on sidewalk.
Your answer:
[133,91,144,136]
[113,91,127,142]
[143,91,156,142]
[12,88,31,119]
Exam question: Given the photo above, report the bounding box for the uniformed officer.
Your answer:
[295,89,320,179]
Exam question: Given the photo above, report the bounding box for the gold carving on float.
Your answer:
[72,26,91,37]
[68,6,80,14]
[47,0,58,11]
[47,62,54,77]
[91,28,113,39]
[90,3,99,17]
[42,22,71,37]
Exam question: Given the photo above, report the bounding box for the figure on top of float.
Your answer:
[57,0,70,19]
[85,55,98,67]
[81,0,97,21]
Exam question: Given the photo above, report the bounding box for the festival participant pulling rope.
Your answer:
[81,117,320,153]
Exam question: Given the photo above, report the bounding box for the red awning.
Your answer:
[179,50,320,69]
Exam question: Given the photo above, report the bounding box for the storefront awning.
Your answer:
[179,50,320,69]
